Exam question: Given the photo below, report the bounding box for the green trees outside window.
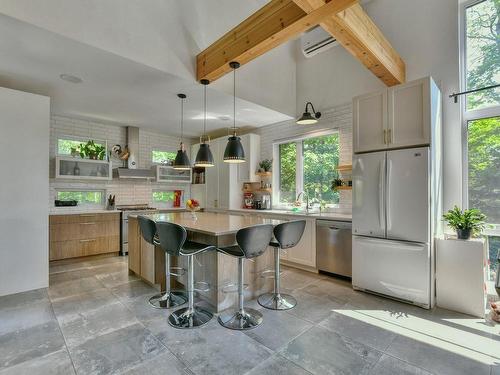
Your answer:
[278,133,339,206]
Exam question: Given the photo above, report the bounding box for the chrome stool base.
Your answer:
[258,293,297,310]
[217,308,263,330]
[168,306,213,329]
[149,291,187,309]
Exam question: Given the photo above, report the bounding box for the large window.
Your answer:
[276,132,339,207]
[462,0,500,282]
[463,0,499,111]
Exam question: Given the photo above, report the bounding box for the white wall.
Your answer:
[296,0,461,211]
[0,87,50,296]
[49,115,192,211]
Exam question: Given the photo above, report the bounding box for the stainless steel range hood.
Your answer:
[113,126,154,179]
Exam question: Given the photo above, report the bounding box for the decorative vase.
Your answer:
[457,228,471,240]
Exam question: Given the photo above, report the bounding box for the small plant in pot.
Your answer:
[258,159,272,173]
[442,205,487,240]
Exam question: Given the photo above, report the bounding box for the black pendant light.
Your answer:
[223,61,245,163]
[173,93,191,170]
[194,79,215,168]
[296,101,321,125]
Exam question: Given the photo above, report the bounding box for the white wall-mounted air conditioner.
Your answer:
[301,25,338,58]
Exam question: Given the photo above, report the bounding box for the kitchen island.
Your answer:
[128,211,283,312]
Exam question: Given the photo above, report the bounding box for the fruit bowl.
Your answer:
[186,199,200,219]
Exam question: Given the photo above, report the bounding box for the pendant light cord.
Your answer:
[233,67,236,135]
[180,96,184,144]
[204,84,207,140]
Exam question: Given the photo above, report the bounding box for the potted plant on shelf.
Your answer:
[442,205,487,240]
[258,159,272,173]
[79,140,106,160]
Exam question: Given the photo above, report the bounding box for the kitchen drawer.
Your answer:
[49,212,120,224]
[50,220,119,242]
[50,235,119,260]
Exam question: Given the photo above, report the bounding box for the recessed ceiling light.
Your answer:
[59,74,83,84]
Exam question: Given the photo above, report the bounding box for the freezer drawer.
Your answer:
[352,235,431,308]
[316,220,352,277]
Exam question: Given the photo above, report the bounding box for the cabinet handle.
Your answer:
[80,222,96,225]
[383,129,387,144]
[80,214,97,217]
[79,239,96,242]
[388,129,392,143]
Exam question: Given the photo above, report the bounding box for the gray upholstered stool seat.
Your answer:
[258,220,306,311]
[155,221,215,329]
[217,224,274,330]
[137,216,187,309]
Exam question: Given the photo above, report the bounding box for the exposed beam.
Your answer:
[196,0,357,83]
[293,0,405,86]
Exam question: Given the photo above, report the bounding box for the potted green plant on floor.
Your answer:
[442,205,487,240]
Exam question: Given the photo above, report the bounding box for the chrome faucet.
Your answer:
[296,191,309,214]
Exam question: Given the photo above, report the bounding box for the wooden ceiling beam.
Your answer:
[196,0,357,83]
[293,0,405,86]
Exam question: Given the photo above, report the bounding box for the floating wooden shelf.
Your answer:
[256,171,272,177]
[334,186,352,190]
[336,164,352,172]
[242,188,272,193]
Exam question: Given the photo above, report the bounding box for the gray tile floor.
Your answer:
[0,254,499,375]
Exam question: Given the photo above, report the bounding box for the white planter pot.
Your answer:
[436,238,487,317]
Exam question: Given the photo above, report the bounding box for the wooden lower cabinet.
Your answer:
[49,213,120,261]
[128,216,162,286]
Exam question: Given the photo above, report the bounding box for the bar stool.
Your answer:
[217,224,274,330]
[155,221,216,329]
[258,220,306,310]
[137,216,187,309]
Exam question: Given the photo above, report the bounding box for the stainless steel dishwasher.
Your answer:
[316,220,352,278]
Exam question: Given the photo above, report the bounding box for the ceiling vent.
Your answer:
[301,25,338,58]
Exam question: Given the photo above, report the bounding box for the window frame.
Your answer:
[272,129,339,209]
[459,0,500,236]
[55,188,106,208]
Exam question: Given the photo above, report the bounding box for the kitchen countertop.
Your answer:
[49,207,186,215]
[49,209,120,215]
[128,211,283,236]
[209,208,352,222]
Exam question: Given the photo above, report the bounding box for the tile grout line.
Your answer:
[47,290,79,375]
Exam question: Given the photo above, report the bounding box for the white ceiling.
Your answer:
[0,14,293,137]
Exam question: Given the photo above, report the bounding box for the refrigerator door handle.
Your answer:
[378,157,385,231]
[386,159,392,231]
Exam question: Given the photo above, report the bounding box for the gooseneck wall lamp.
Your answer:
[296,101,321,125]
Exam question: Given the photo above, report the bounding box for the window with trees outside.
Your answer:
[152,190,179,208]
[152,150,176,164]
[462,0,499,282]
[57,137,106,156]
[276,132,339,209]
[56,190,105,206]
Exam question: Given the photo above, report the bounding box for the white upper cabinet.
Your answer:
[353,77,438,153]
[237,134,261,183]
[353,90,387,153]
[388,77,430,149]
